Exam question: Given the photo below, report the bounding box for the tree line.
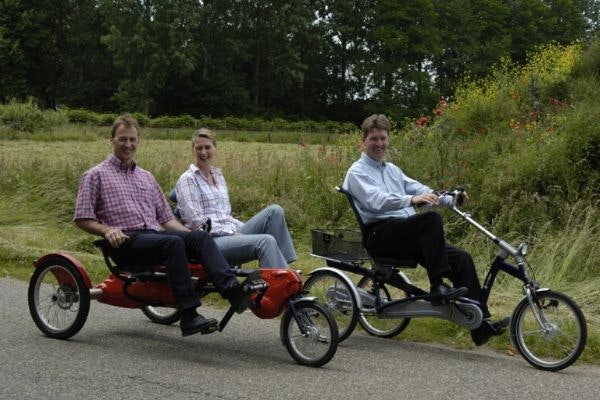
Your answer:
[1,0,598,125]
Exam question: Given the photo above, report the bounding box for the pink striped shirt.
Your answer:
[175,164,243,235]
[74,155,174,231]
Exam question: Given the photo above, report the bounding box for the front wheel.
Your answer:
[281,301,339,367]
[141,305,182,325]
[303,270,358,342]
[510,290,587,371]
[28,257,91,339]
[357,275,411,338]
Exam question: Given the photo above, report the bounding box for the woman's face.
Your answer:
[193,137,216,167]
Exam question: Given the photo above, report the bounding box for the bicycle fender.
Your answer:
[307,267,363,310]
[34,253,93,289]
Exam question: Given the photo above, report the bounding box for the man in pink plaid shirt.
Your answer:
[74,114,245,337]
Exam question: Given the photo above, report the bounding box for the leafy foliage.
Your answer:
[1,0,597,123]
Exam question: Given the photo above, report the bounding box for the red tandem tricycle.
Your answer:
[27,239,339,367]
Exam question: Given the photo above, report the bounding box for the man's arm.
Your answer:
[74,219,129,248]
[161,218,191,232]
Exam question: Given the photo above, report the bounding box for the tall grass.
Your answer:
[1,40,599,361]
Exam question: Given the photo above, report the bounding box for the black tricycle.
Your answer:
[304,186,587,371]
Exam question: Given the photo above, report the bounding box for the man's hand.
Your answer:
[74,219,129,248]
[104,228,129,248]
[456,191,469,207]
[411,193,440,206]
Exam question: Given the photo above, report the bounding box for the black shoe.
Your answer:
[471,317,510,346]
[225,282,250,314]
[180,310,218,337]
[430,283,468,306]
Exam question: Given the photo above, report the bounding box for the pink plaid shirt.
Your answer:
[175,164,243,235]
[74,155,174,231]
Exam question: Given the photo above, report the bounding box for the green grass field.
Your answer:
[1,134,598,365]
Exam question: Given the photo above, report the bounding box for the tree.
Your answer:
[98,0,200,115]
[0,0,69,107]
[508,0,588,63]
[366,0,442,121]
[433,0,511,98]
[57,0,119,110]
[310,0,374,121]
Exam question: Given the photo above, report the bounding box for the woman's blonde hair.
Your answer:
[192,128,217,146]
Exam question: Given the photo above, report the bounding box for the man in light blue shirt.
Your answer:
[343,114,508,346]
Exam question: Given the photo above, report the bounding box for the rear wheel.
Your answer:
[281,301,339,367]
[510,290,586,371]
[28,258,90,339]
[356,276,410,338]
[303,270,358,342]
[141,305,182,325]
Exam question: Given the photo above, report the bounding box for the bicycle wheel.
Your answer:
[356,275,410,338]
[510,290,587,371]
[28,257,91,339]
[303,270,358,342]
[281,301,339,367]
[141,305,182,325]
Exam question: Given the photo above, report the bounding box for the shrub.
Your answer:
[65,108,99,124]
[0,99,68,132]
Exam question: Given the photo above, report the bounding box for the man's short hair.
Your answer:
[111,114,140,137]
[361,114,391,139]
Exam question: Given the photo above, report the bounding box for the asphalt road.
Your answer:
[1,277,598,400]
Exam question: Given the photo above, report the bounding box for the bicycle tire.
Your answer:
[510,290,587,371]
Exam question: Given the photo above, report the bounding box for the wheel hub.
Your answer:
[540,322,560,339]
[55,286,78,310]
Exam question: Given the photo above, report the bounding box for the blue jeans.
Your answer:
[214,205,296,268]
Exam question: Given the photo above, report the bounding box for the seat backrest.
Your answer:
[336,186,369,249]
[336,185,417,268]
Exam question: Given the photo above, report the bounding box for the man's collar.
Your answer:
[107,154,136,171]
[361,152,386,168]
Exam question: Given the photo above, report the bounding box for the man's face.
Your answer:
[363,127,389,162]
[110,124,139,165]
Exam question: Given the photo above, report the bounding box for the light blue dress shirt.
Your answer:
[342,152,452,225]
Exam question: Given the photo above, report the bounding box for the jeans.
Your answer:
[214,205,296,268]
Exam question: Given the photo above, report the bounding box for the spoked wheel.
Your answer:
[281,300,339,367]
[356,276,410,338]
[28,257,91,339]
[510,290,587,371]
[141,305,182,325]
[303,270,358,342]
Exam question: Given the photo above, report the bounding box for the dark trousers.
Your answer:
[367,212,487,316]
[109,230,237,311]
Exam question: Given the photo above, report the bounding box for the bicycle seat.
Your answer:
[336,186,417,269]
[93,239,169,280]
